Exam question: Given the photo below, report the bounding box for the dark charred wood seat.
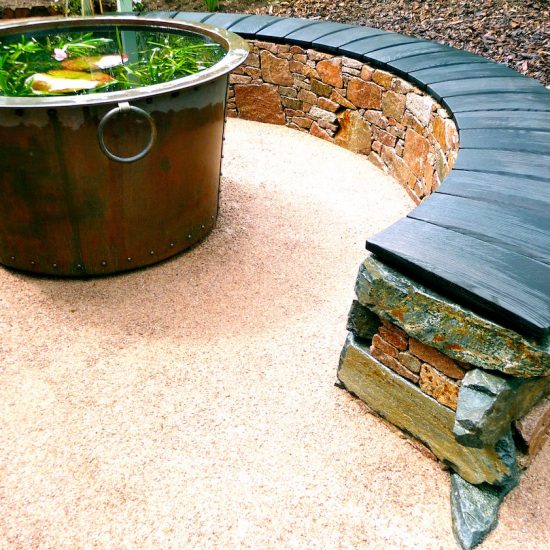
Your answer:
[143,11,550,339]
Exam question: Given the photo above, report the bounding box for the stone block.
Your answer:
[317,58,343,88]
[307,49,332,61]
[381,146,416,189]
[372,334,398,358]
[367,151,386,172]
[310,122,334,142]
[379,326,408,351]
[281,96,303,110]
[354,255,550,377]
[311,78,332,97]
[514,396,550,462]
[260,50,293,86]
[309,106,338,123]
[297,89,317,104]
[279,86,297,98]
[372,69,393,89]
[403,129,430,178]
[360,65,374,81]
[330,90,355,109]
[398,351,422,374]
[346,300,380,340]
[342,56,364,69]
[289,60,318,78]
[382,91,406,122]
[347,78,382,109]
[454,369,550,448]
[335,110,372,155]
[371,344,420,384]
[234,84,285,125]
[317,97,340,112]
[338,335,519,486]
[292,116,313,129]
[420,363,460,410]
[406,93,435,126]
[410,338,465,379]
[230,74,252,85]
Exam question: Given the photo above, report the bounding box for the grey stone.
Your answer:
[450,473,516,550]
[346,300,380,341]
[354,255,550,377]
[338,334,518,486]
[454,369,550,447]
[309,106,338,123]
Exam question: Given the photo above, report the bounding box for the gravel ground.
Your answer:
[2,119,549,548]
[143,0,550,85]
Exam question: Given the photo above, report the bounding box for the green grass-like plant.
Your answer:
[203,0,220,12]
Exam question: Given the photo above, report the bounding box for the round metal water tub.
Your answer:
[0,16,248,276]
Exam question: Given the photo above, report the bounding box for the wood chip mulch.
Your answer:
[235,0,550,86]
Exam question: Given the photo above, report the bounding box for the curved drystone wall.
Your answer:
[226,40,459,204]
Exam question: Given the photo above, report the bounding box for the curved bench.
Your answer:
[139,10,550,341]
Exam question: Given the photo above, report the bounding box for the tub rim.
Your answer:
[0,15,249,108]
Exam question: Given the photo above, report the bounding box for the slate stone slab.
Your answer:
[226,15,279,38]
[172,11,211,22]
[459,129,550,155]
[454,149,550,180]
[365,41,451,65]
[450,473,515,550]
[454,110,550,131]
[346,300,380,341]
[410,62,524,84]
[387,50,490,76]
[338,334,519,485]
[139,11,177,19]
[354,255,550,372]
[340,34,420,58]
[427,76,544,102]
[437,171,550,215]
[454,369,550,448]
[408,193,550,264]
[254,17,319,41]
[312,26,385,53]
[444,91,550,113]
[285,22,352,48]
[200,13,251,29]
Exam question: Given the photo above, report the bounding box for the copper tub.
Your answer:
[0,16,248,276]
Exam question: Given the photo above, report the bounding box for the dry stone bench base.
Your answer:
[338,255,550,549]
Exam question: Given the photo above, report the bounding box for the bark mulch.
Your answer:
[144,0,549,85]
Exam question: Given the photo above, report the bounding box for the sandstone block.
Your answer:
[373,70,393,89]
[309,106,338,123]
[382,90,406,122]
[307,49,332,61]
[371,345,420,384]
[372,334,398,358]
[289,60,318,78]
[342,56,364,69]
[254,41,278,53]
[379,326,408,351]
[311,78,332,97]
[335,110,372,155]
[297,89,317,104]
[368,151,386,172]
[406,93,435,126]
[281,96,303,110]
[292,116,313,129]
[330,90,356,109]
[514,396,550,462]
[317,97,340,112]
[317,58,343,88]
[420,363,460,410]
[403,129,430,178]
[381,146,416,189]
[230,74,252,85]
[338,335,519,486]
[260,50,293,86]
[360,65,374,81]
[373,127,397,148]
[279,86,297,98]
[363,109,388,128]
[310,122,334,142]
[347,78,382,109]
[290,45,305,54]
[234,84,285,125]
[398,351,422,374]
[410,338,465,379]
[245,52,260,68]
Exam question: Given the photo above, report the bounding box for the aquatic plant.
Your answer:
[0,29,225,97]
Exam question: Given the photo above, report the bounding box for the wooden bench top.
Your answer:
[144,12,550,338]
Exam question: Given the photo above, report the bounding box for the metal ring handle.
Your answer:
[97,102,157,163]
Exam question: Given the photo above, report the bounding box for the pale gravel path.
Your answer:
[0,118,548,549]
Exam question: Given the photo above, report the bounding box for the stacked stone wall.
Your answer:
[228,40,459,203]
